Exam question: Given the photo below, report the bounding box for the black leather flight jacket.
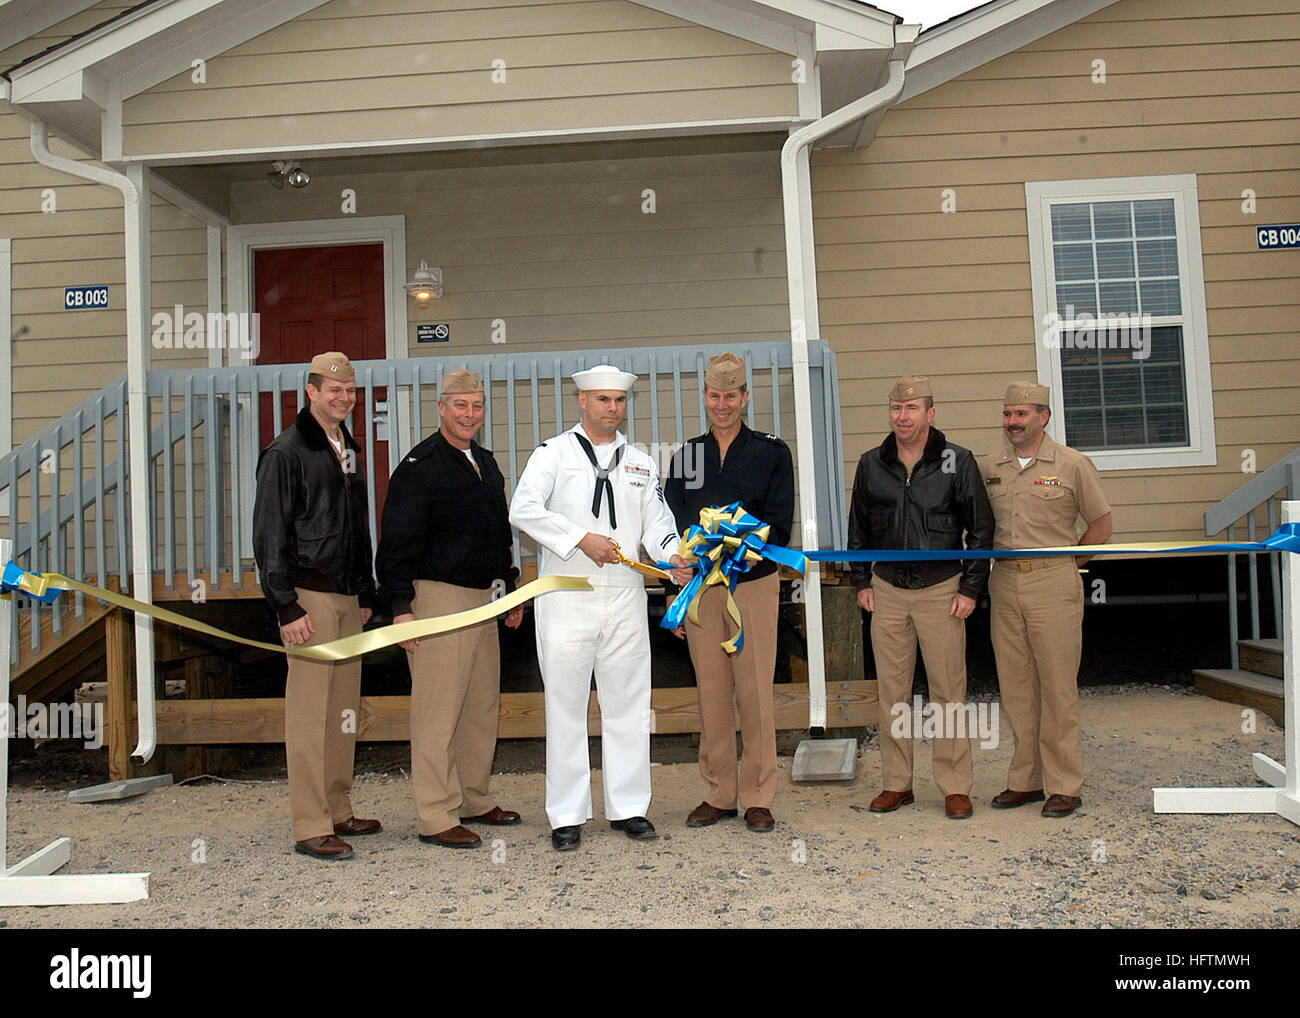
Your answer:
[252,406,376,625]
[847,426,994,599]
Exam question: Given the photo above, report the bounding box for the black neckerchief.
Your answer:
[573,432,623,528]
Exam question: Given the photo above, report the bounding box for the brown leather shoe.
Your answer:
[333,816,383,836]
[1041,794,1082,818]
[295,835,354,860]
[418,825,482,848]
[744,807,775,832]
[686,801,739,827]
[990,788,1045,809]
[460,806,521,826]
[869,789,914,813]
[944,794,973,820]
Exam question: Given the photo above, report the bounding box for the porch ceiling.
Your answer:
[151,130,790,224]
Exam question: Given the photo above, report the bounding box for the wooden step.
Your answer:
[12,597,115,700]
[1238,638,1283,679]
[1193,668,1283,727]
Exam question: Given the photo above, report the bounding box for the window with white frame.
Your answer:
[1025,175,1216,471]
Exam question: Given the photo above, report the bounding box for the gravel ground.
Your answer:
[3,684,1297,929]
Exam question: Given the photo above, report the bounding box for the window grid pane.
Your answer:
[1060,326,1189,450]
[1050,195,1189,453]
[1052,199,1182,321]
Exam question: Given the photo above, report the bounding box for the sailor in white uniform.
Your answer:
[510,365,689,850]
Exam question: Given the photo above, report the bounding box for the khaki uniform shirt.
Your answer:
[980,432,1110,549]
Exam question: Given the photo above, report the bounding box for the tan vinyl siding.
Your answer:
[121,0,799,156]
[2,111,211,439]
[812,0,1300,542]
[229,138,790,356]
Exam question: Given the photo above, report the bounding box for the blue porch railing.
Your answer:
[1,341,846,665]
[1204,447,1300,668]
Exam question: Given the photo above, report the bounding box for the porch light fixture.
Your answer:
[267,160,310,189]
[405,259,443,305]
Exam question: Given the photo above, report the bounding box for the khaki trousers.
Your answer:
[285,588,362,842]
[989,560,1085,798]
[685,571,780,811]
[869,573,972,797]
[408,580,501,836]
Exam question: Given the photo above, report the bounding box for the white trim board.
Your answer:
[900,0,1121,103]
[1024,173,1216,472]
[122,117,802,166]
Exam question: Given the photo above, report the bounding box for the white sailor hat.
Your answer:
[572,364,637,391]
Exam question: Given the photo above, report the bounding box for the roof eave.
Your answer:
[899,0,1123,102]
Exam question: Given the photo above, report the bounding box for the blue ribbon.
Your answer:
[801,521,1300,562]
[660,511,1300,647]
[1,560,62,603]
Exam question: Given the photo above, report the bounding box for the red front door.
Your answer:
[254,243,390,510]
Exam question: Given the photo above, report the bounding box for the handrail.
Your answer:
[1203,445,1299,669]
[4,400,216,563]
[1205,447,1300,535]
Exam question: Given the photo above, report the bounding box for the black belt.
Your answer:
[574,433,623,528]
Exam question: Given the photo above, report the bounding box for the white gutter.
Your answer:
[29,121,157,765]
[781,57,905,732]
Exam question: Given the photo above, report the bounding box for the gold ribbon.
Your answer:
[6,571,591,662]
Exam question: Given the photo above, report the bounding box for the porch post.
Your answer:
[782,142,829,731]
[123,163,157,764]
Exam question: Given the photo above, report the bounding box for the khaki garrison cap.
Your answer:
[888,375,933,402]
[1004,380,1051,406]
[440,367,484,395]
[308,351,355,382]
[704,352,746,392]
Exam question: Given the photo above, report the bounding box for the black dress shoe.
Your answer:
[551,825,582,851]
[610,816,658,840]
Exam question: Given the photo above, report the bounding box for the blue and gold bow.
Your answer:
[661,502,806,654]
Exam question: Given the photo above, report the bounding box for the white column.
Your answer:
[124,164,156,764]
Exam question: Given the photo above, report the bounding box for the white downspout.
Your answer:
[782,57,905,732]
[30,122,157,764]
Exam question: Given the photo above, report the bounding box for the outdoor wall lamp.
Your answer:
[267,160,310,189]
[405,259,443,306]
